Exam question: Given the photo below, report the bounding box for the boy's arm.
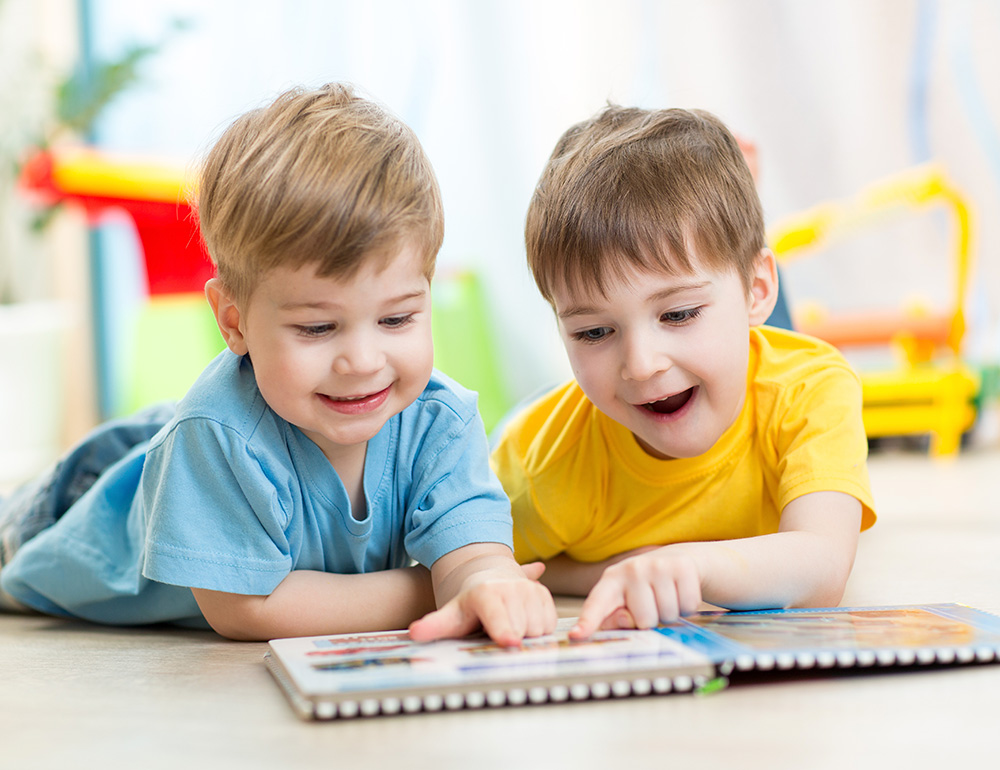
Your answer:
[407,542,558,647]
[570,491,862,639]
[191,565,437,641]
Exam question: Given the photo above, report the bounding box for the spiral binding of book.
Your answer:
[729,644,997,673]
[290,674,704,721]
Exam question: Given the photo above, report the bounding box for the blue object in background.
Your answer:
[766,269,794,331]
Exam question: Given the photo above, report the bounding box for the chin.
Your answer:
[637,432,714,461]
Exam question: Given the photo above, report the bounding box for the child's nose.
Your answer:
[333,333,385,376]
[621,334,668,382]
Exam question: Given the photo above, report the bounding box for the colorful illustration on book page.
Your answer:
[285,626,707,694]
[688,609,975,650]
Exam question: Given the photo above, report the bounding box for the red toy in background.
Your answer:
[19,147,213,295]
[19,147,224,415]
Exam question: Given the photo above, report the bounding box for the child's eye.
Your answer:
[381,314,415,329]
[572,326,613,344]
[661,307,702,325]
[295,324,335,337]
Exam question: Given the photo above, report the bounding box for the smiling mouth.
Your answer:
[641,387,695,415]
[321,386,391,414]
[331,392,380,402]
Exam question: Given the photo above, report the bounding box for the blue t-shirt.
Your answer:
[1,352,514,627]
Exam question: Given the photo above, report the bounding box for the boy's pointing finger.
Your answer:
[568,581,624,640]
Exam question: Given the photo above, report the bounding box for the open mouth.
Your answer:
[641,387,695,415]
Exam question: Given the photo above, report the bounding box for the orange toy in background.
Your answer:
[768,164,979,457]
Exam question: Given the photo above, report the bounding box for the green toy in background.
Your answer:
[430,270,511,434]
[125,294,225,414]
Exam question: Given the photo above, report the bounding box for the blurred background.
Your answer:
[2,0,999,486]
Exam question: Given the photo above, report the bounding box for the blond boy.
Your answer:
[492,106,876,639]
[0,84,555,645]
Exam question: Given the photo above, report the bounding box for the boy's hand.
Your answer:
[519,561,547,582]
[408,574,555,647]
[569,547,703,640]
[569,491,863,640]
[409,546,557,647]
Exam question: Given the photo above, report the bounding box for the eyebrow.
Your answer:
[557,281,711,319]
[279,288,427,312]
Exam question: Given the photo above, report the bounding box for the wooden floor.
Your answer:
[3,445,999,769]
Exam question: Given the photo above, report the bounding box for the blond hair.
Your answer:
[525,106,764,303]
[196,83,443,303]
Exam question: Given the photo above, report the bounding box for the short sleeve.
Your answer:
[141,417,294,594]
[400,392,515,568]
[769,362,877,530]
[488,384,607,564]
[491,427,570,563]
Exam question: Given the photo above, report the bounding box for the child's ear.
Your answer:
[205,278,249,355]
[747,248,780,326]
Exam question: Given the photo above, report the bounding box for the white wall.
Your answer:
[87,0,1000,401]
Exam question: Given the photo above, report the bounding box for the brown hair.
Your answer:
[195,83,443,303]
[524,106,764,304]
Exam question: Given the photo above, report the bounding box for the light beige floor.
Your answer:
[3,446,1000,770]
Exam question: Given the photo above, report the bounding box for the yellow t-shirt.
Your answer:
[491,326,876,564]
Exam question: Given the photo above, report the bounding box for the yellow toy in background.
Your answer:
[768,164,979,457]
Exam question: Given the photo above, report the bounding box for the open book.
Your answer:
[264,602,1000,720]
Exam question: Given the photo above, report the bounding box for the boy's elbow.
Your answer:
[794,527,859,609]
[205,616,268,642]
[192,588,273,641]
[793,584,847,610]
[794,561,855,609]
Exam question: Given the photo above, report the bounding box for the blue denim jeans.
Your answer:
[0,403,175,574]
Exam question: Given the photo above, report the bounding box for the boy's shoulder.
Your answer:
[389,370,498,488]
[404,369,483,431]
[749,325,863,424]
[750,325,860,385]
[415,368,478,407]
[162,350,270,440]
[494,380,601,469]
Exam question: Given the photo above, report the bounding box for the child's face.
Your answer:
[232,243,433,466]
[552,252,774,460]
